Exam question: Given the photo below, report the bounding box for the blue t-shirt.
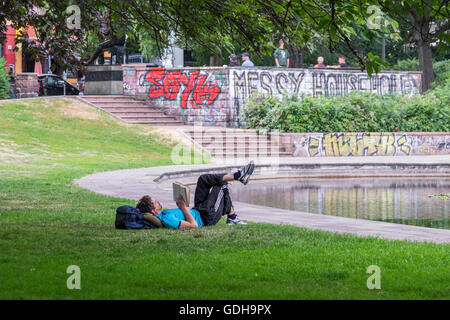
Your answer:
[155,208,204,229]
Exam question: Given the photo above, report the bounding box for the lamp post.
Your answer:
[63,71,66,96]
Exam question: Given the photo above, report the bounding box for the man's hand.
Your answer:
[176,194,198,228]
[176,194,187,209]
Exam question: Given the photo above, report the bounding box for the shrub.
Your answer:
[240,81,450,133]
[0,58,10,99]
[432,59,450,88]
[392,58,420,71]
[391,58,450,87]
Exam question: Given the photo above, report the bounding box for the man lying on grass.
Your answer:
[137,161,255,229]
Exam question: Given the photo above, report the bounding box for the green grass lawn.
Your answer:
[0,98,448,299]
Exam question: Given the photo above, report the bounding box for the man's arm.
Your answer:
[286,58,290,68]
[176,194,198,228]
[275,58,280,67]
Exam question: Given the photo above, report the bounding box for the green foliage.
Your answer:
[366,52,391,76]
[138,30,169,60]
[391,58,449,87]
[0,58,10,99]
[392,58,420,71]
[241,81,450,133]
[432,60,450,88]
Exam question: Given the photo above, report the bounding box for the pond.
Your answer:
[230,178,449,229]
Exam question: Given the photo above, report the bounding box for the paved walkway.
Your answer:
[75,156,450,244]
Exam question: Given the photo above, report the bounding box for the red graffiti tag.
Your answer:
[144,68,221,109]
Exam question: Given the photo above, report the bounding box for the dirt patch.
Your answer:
[61,100,101,120]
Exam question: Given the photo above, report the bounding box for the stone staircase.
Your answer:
[181,127,292,159]
[79,95,184,126]
[78,95,293,160]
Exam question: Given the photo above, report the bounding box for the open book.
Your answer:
[172,182,190,207]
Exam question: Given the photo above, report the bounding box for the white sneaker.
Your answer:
[238,160,255,185]
[226,215,247,225]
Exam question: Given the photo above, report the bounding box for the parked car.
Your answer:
[38,74,80,96]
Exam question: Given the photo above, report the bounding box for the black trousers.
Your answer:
[193,174,233,226]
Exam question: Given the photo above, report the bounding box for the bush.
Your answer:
[392,58,450,88]
[432,59,450,88]
[0,58,10,99]
[240,81,450,133]
[392,58,420,71]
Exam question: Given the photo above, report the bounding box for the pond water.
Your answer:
[230,178,449,229]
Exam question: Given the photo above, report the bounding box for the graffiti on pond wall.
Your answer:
[293,133,450,157]
[409,135,450,155]
[144,68,222,109]
[293,133,412,157]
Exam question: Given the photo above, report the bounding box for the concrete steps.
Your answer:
[127,119,186,124]
[208,150,292,157]
[79,96,184,126]
[98,107,164,113]
[182,127,291,158]
[77,95,293,158]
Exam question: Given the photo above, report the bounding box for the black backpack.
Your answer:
[115,205,157,229]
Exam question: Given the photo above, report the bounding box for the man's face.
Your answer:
[151,198,162,214]
[339,57,345,64]
[242,55,248,61]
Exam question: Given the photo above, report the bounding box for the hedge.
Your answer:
[240,76,450,133]
[0,58,10,99]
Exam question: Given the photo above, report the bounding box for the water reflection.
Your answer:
[230,178,449,229]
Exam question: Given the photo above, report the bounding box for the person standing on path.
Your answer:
[328,55,349,69]
[241,52,255,67]
[228,53,240,66]
[274,39,290,68]
[314,56,326,68]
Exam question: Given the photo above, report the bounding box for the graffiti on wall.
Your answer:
[409,135,450,155]
[293,133,450,157]
[144,68,222,109]
[311,72,419,97]
[293,133,409,157]
[122,66,421,127]
[230,69,420,102]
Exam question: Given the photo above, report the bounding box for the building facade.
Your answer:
[1,23,42,75]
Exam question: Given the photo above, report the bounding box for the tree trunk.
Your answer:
[209,55,221,66]
[408,9,434,93]
[417,41,434,92]
[288,46,304,68]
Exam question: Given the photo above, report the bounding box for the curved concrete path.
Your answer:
[75,156,450,244]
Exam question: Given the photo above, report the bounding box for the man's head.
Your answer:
[241,52,249,61]
[338,55,346,64]
[279,39,284,48]
[229,53,237,62]
[136,195,162,215]
[317,56,324,64]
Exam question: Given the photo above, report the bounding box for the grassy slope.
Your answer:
[0,98,448,299]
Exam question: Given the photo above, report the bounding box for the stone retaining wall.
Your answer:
[12,73,39,98]
[122,65,422,127]
[85,65,124,95]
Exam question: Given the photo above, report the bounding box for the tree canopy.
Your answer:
[1,0,448,91]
